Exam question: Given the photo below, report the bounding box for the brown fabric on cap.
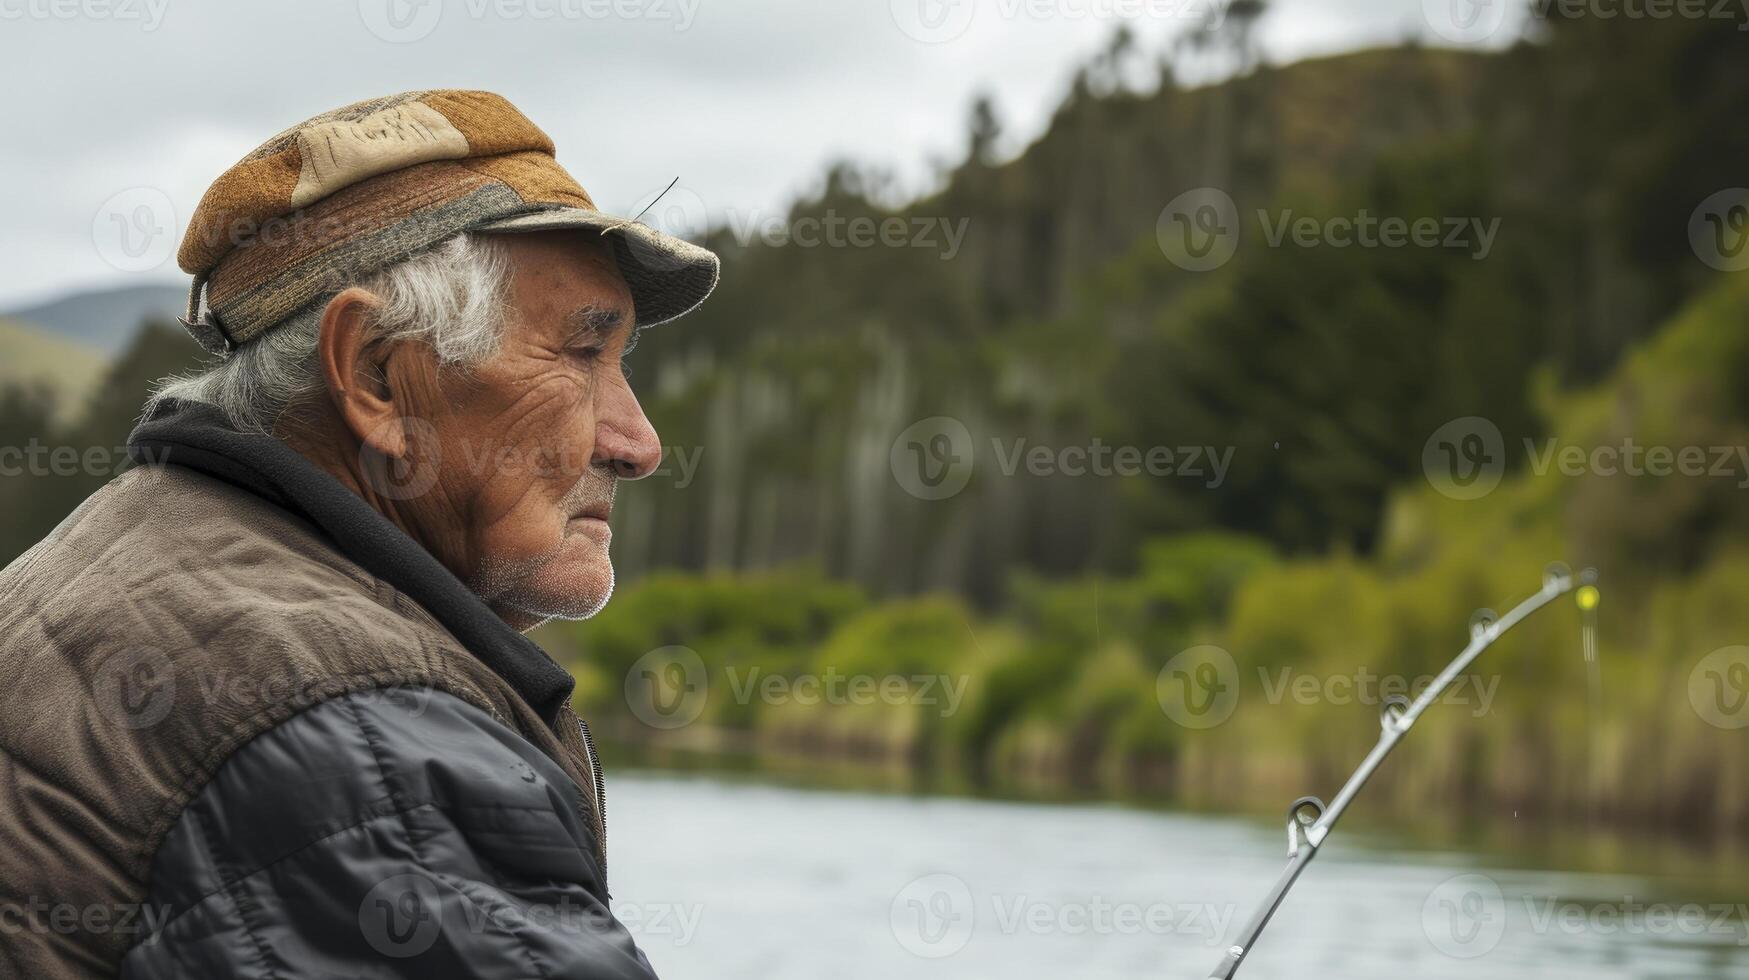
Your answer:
[460,150,596,210]
[205,162,495,307]
[177,90,718,352]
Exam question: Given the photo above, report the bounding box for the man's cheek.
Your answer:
[508,414,597,484]
[467,463,562,536]
[478,500,572,567]
[496,373,589,433]
[538,438,597,485]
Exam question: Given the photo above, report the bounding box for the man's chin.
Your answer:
[504,563,616,626]
[475,542,617,629]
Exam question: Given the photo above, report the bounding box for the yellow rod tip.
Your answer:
[1576,585,1600,611]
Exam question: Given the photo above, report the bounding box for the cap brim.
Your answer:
[471,207,719,328]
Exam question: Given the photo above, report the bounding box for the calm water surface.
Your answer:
[604,772,1748,980]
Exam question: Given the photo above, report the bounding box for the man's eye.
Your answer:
[568,345,604,361]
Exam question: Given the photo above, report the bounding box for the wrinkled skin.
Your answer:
[292,231,661,630]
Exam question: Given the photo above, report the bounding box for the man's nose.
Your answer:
[593,384,662,480]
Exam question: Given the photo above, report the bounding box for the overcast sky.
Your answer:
[0,0,1531,309]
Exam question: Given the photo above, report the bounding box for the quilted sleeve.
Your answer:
[119,687,659,980]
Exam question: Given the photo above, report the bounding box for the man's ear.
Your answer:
[317,288,405,458]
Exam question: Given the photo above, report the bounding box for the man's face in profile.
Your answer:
[380,232,662,627]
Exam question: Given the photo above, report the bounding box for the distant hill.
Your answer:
[0,318,107,420]
[3,283,186,354]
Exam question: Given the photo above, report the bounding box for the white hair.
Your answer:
[150,233,512,434]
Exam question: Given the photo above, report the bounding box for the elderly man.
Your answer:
[0,91,716,978]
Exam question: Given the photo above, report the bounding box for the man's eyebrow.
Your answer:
[563,306,628,342]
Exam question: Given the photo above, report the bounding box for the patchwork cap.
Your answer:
[177,90,719,356]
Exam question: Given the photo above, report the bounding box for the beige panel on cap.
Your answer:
[290,101,471,209]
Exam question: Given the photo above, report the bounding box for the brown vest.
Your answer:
[0,465,602,978]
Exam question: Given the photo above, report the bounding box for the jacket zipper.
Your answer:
[576,713,608,882]
[555,695,609,883]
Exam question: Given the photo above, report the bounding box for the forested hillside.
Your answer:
[613,15,1749,604]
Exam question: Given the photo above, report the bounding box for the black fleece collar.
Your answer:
[127,398,575,724]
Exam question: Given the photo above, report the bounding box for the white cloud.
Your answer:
[0,0,1519,308]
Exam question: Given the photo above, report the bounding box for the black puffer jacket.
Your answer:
[0,399,658,979]
[122,689,652,978]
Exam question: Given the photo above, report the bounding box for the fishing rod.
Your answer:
[1204,563,1600,980]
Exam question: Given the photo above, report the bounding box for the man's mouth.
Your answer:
[566,505,613,544]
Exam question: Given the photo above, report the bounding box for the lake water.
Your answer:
[603,772,1749,980]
